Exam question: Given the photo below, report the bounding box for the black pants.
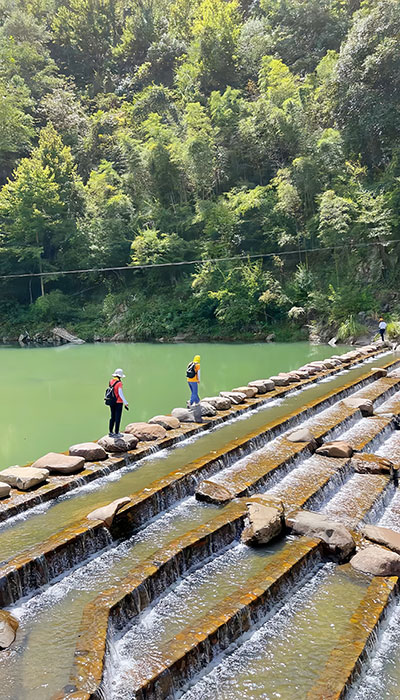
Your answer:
[380,329,385,341]
[109,403,123,434]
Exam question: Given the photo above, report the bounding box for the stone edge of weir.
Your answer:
[0,352,397,609]
[53,370,400,699]
[0,344,388,524]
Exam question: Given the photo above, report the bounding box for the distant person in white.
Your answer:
[378,318,387,342]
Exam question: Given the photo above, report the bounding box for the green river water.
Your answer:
[1,341,348,469]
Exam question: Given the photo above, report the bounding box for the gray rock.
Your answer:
[371,367,388,377]
[287,427,317,449]
[341,397,374,417]
[199,401,217,417]
[98,434,138,453]
[202,396,232,410]
[148,415,180,429]
[124,422,167,441]
[195,480,234,504]
[315,440,354,458]
[242,496,284,546]
[232,386,258,398]
[0,466,49,491]
[87,497,131,527]
[69,442,107,461]
[287,510,355,561]
[32,452,85,474]
[269,375,290,386]
[361,525,400,556]
[171,407,196,423]
[351,453,394,475]
[248,379,275,393]
[220,391,247,404]
[0,610,18,649]
[0,481,11,498]
[350,545,400,576]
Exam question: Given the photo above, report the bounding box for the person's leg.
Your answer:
[192,382,200,404]
[188,382,195,405]
[115,403,123,434]
[380,329,384,341]
[109,404,116,434]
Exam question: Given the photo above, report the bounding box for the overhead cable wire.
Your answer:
[0,238,398,280]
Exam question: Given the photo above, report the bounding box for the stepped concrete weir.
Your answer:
[2,343,400,700]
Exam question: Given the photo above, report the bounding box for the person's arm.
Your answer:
[118,386,129,406]
[197,366,201,382]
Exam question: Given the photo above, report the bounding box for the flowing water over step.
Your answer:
[0,353,388,565]
[1,348,400,700]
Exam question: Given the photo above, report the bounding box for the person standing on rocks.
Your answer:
[107,368,129,437]
[378,317,387,342]
[187,354,201,405]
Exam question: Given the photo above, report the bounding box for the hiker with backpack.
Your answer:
[187,354,201,405]
[105,368,129,437]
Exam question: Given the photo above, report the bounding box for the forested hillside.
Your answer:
[0,0,399,342]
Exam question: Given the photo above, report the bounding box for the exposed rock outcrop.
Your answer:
[69,442,107,461]
[350,545,400,576]
[0,610,19,649]
[315,441,354,458]
[32,452,85,474]
[287,510,355,560]
[0,466,49,491]
[87,497,131,527]
[124,422,167,441]
[195,480,234,504]
[241,496,284,546]
[52,327,85,344]
[98,434,138,453]
[0,482,11,498]
[148,415,180,430]
[361,525,400,555]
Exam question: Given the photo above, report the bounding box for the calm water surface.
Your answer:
[2,341,348,468]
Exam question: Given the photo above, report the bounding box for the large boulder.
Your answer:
[248,379,275,393]
[124,422,167,441]
[350,545,400,576]
[299,365,319,375]
[202,396,232,410]
[0,466,49,491]
[195,480,234,504]
[269,375,290,387]
[148,415,180,430]
[232,386,258,398]
[87,497,131,527]
[287,510,355,561]
[98,434,138,453]
[361,525,400,556]
[341,397,374,417]
[280,372,300,383]
[171,407,197,423]
[220,391,247,404]
[32,452,85,474]
[315,441,354,458]
[199,401,217,417]
[69,442,107,461]
[0,482,11,498]
[351,453,395,475]
[0,611,19,649]
[241,496,284,546]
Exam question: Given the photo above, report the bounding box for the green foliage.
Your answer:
[337,315,369,342]
[0,0,397,341]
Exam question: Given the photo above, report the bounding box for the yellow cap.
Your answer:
[194,355,200,362]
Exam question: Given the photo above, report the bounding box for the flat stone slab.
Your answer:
[195,480,234,504]
[361,525,400,555]
[350,545,400,576]
[315,440,354,458]
[124,422,167,441]
[0,466,49,491]
[32,452,85,474]
[69,442,107,461]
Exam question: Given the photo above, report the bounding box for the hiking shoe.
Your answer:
[108,432,115,437]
